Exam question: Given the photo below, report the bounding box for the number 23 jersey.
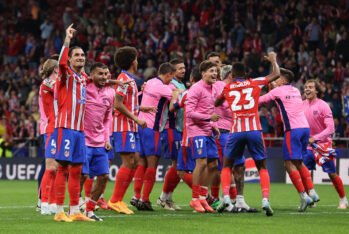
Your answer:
[219,77,268,133]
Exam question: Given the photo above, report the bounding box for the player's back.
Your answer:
[223,77,267,133]
[39,78,56,135]
[260,85,309,131]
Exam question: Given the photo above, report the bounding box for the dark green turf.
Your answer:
[0,181,347,234]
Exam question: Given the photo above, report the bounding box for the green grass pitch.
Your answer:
[0,181,347,234]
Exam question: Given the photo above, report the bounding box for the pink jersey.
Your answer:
[138,77,173,131]
[55,46,88,131]
[303,98,334,143]
[259,85,309,131]
[213,81,232,131]
[39,79,57,134]
[219,77,268,133]
[84,82,115,147]
[186,79,216,138]
[113,71,139,132]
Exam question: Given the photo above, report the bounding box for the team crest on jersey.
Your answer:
[313,110,318,115]
[50,148,56,155]
[197,149,202,155]
[131,143,136,149]
[64,150,70,157]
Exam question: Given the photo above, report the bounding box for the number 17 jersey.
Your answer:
[219,77,268,133]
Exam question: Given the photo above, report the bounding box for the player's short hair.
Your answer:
[199,60,217,74]
[232,62,246,77]
[158,62,176,75]
[305,79,323,96]
[206,51,220,59]
[190,65,201,82]
[68,46,84,57]
[114,46,138,70]
[39,59,58,79]
[169,58,184,66]
[221,65,232,80]
[280,68,294,83]
[90,62,108,73]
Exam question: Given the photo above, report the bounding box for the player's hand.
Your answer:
[210,114,220,122]
[213,127,220,139]
[116,80,132,88]
[264,52,277,62]
[140,106,157,113]
[309,137,315,144]
[105,141,112,151]
[65,24,76,40]
[136,118,147,128]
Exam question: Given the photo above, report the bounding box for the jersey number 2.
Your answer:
[229,88,255,111]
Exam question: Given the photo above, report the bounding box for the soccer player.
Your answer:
[80,63,115,221]
[186,60,220,213]
[135,63,177,211]
[108,46,152,215]
[48,24,94,222]
[212,65,254,212]
[303,79,348,209]
[259,68,320,212]
[38,58,58,215]
[172,66,201,190]
[158,58,186,211]
[206,52,222,68]
[215,52,280,216]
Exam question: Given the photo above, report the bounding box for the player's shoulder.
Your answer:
[117,72,131,81]
[42,78,55,90]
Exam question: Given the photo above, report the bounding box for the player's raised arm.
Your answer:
[264,52,280,83]
[59,24,76,68]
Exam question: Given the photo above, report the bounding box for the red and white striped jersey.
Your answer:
[55,46,88,131]
[219,77,268,133]
[113,71,139,132]
[174,91,189,146]
[39,79,57,134]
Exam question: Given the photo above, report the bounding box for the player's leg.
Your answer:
[85,147,111,220]
[67,130,94,221]
[109,132,137,214]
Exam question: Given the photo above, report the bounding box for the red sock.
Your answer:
[110,167,133,202]
[84,178,94,198]
[259,169,270,199]
[289,170,305,193]
[199,186,208,199]
[221,168,232,196]
[331,175,346,198]
[86,199,97,212]
[68,164,82,206]
[229,185,237,200]
[210,185,220,199]
[48,171,56,204]
[41,169,55,203]
[192,185,200,199]
[55,165,68,206]
[134,165,146,199]
[299,165,314,192]
[182,173,192,188]
[163,166,181,193]
[141,167,156,202]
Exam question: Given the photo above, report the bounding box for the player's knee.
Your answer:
[328,173,337,180]
[99,174,109,184]
[177,170,185,179]
[46,159,58,171]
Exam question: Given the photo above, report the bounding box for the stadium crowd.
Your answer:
[1,0,349,157]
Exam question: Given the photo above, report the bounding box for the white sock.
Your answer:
[236,195,245,203]
[160,192,168,201]
[223,195,231,204]
[300,192,308,199]
[57,205,64,213]
[168,192,173,201]
[99,194,104,199]
[308,189,316,196]
[69,205,80,215]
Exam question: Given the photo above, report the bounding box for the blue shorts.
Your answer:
[108,136,115,160]
[139,127,161,157]
[189,136,219,160]
[48,128,86,164]
[216,132,245,170]
[44,133,55,159]
[303,149,336,174]
[177,146,196,171]
[161,128,182,160]
[113,131,140,153]
[283,128,310,161]
[82,147,109,177]
[224,131,266,162]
